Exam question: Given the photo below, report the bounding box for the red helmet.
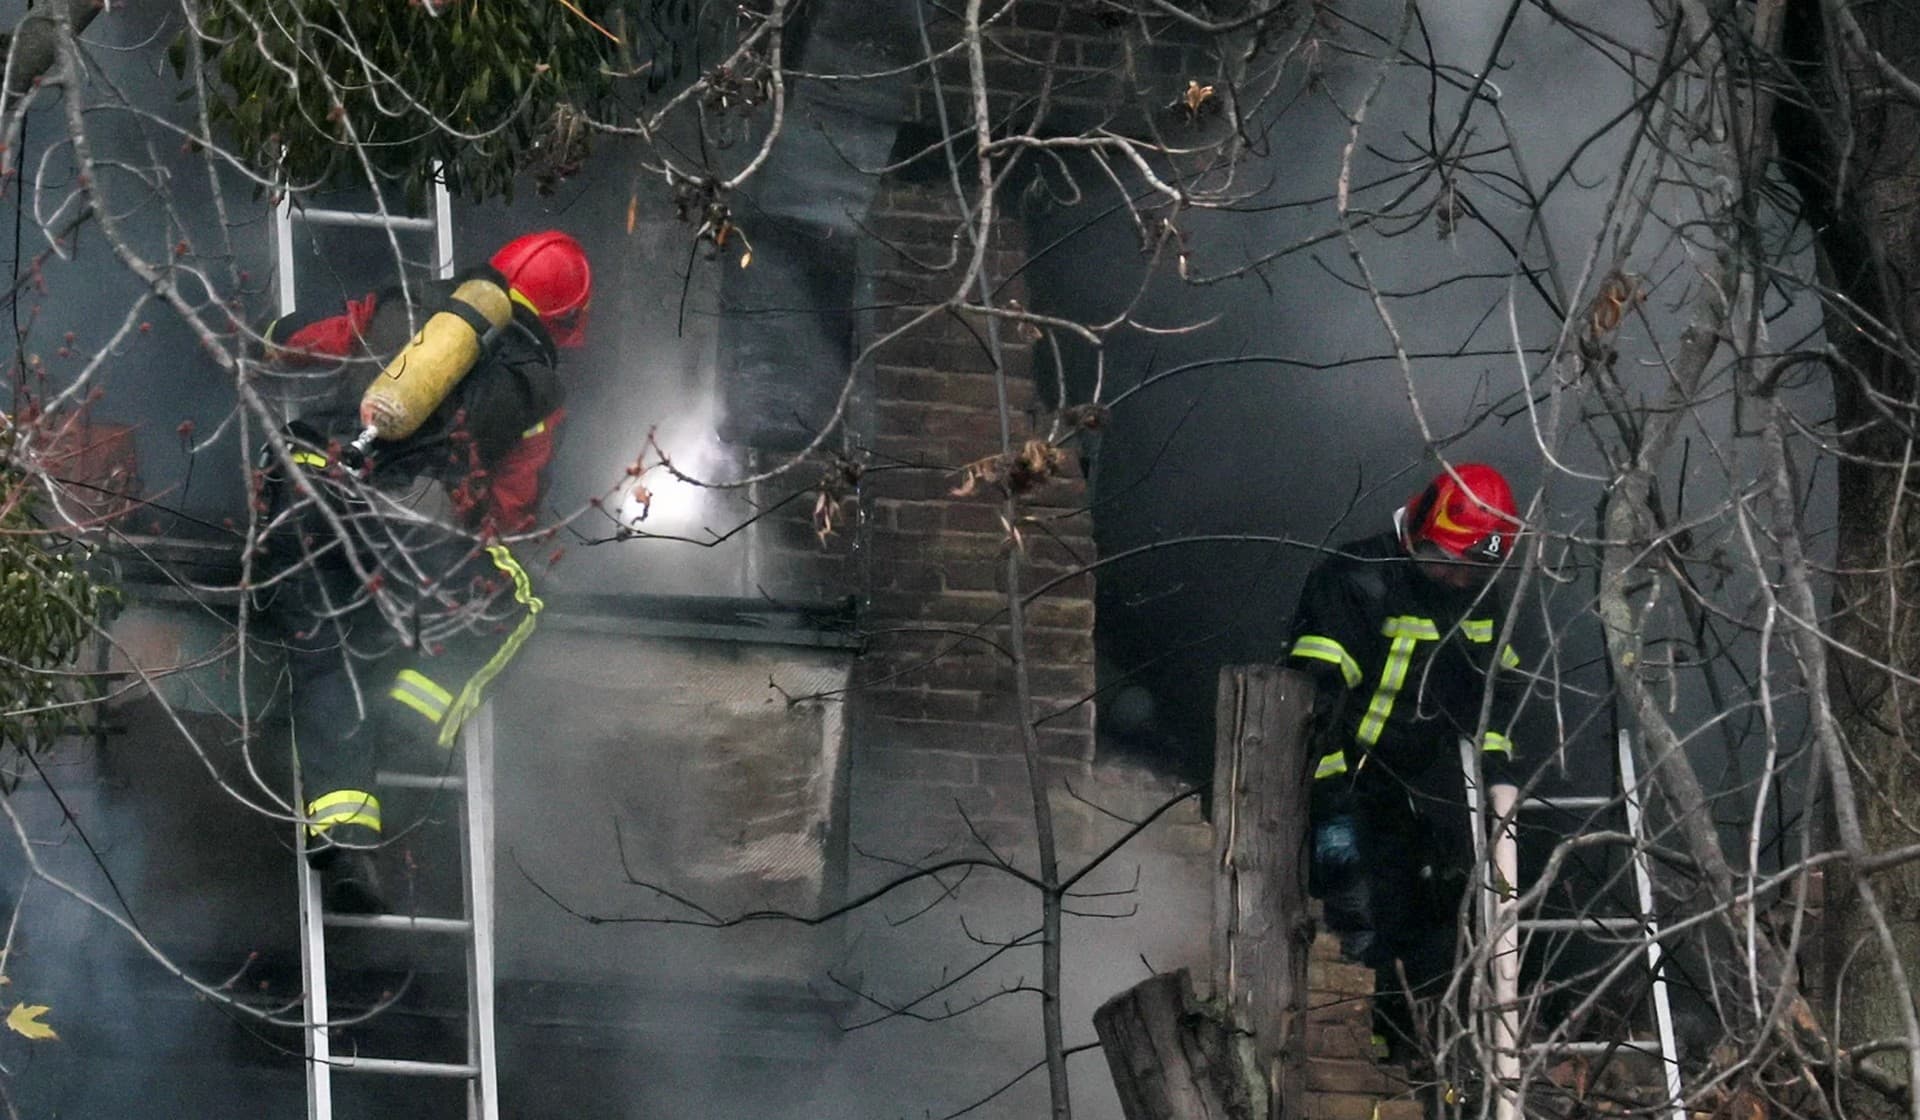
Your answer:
[491,230,592,348]
[1404,463,1521,563]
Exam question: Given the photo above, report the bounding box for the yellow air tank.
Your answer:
[356,277,515,444]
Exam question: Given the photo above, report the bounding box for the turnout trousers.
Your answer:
[258,505,541,853]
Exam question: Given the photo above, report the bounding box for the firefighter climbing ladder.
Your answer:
[273,177,501,1120]
[1462,730,1686,1120]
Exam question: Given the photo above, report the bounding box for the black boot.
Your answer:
[308,827,388,915]
[320,848,387,915]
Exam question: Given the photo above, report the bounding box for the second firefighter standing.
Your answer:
[1287,462,1528,1061]
[254,231,592,913]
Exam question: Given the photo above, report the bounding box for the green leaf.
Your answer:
[5,1002,57,1042]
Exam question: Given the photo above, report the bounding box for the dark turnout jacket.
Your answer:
[1287,530,1523,788]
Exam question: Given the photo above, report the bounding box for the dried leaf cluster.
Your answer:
[950,438,1068,499]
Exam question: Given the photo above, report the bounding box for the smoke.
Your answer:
[1017,0,1830,796]
[450,165,788,601]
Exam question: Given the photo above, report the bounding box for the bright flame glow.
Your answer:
[616,405,728,536]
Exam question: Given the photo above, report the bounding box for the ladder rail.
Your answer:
[296,799,336,1118]
[431,173,455,281]
[461,703,501,1120]
[1461,743,1522,1120]
[1617,731,1687,1120]
[273,190,299,319]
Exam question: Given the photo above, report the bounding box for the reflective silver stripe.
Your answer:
[1290,634,1363,689]
[1355,616,1440,746]
[388,669,452,725]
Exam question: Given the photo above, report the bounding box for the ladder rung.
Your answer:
[335,1056,479,1079]
[292,207,439,233]
[323,912,472,935]
[1518,795,1613,812]
[376,769,464,791]
[1525,1039,1667,1056]
[1517,916,1645,933]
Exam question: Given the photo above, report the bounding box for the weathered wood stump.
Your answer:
[1212,664,1318,1118]
[1093,665,1319,1120]
[1093,969,1264,1120]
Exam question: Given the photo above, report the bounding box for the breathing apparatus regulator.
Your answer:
[347,277,515,458]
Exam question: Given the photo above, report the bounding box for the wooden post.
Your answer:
[1211,664,1317,1120]
[1093,969,1265,1120]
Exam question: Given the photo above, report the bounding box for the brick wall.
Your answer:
[848,174,1105,855]
[723,2,1231,867]
[1302,922,1423,1120]
[821,3,1239,868]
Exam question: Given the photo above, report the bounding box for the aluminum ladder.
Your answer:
[273,176,500,1120]
[1463,730,1685,1120]
[293,703,501,1120]
[271,174,455,318]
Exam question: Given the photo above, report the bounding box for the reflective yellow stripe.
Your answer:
[509,288,540,315]
[292,450,329,469]
[1314,750,1350,780]
[436,545,544,748]
[1290,635,1363,689]
[306,789,382,836]
[388,668,453,725]
[309,789,382,816]
[1461,619,1522,670]
[521,420,547,439]
[1384,617,1440,641]
[1483,731,1513,756]
[1355,616,1440,746]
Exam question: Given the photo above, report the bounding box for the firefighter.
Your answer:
[1287,462,1526,1061]
[255,230,591,913]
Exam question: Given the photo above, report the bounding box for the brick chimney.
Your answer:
[847,175,1101,856]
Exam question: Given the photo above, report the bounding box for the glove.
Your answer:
[257,420,326,485]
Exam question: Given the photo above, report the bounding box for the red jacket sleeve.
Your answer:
[485,408,563,534]
[266,292,379,364]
